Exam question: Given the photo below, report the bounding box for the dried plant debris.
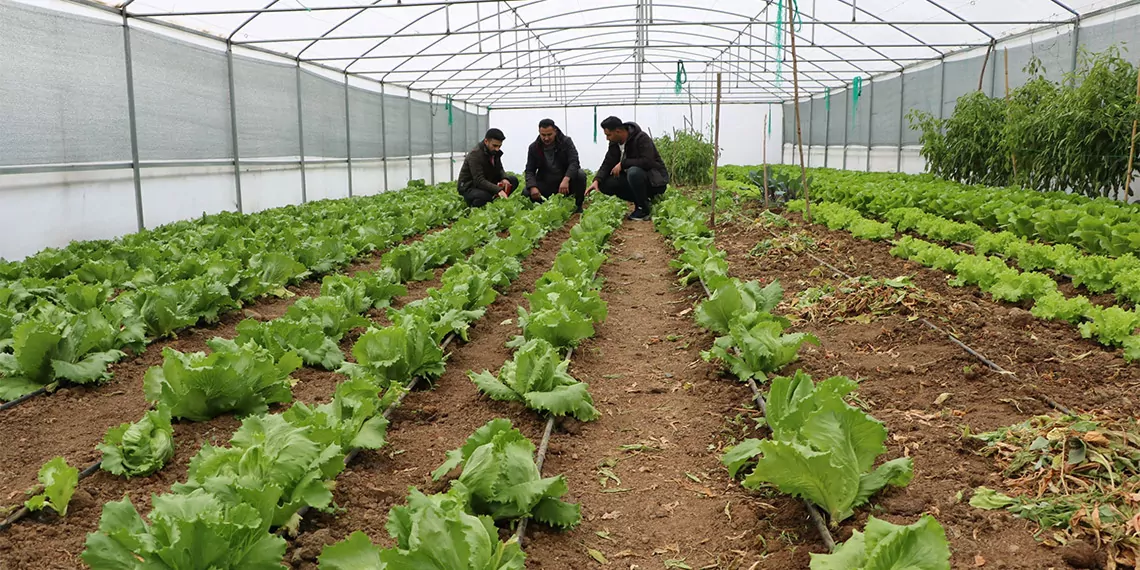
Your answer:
[971,413,1140,569]
[749,233,818,258]
[786,276,942,324]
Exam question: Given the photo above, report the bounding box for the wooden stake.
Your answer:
[788,0,811,222]
[978,40,995,92]
[711,72,723,227]
[1126,66,1140,198]
[763,111,771,209]
[1004,48,1018,178]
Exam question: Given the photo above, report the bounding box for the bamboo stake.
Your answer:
[1005,48,1018,178]
[1126,66,1140,199]
[788,0,811,222]
[763,112,771,209]
[711,72,723,227]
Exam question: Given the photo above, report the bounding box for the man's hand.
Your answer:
[586,180,599,196]
[558,177,570,195]
[498,179,513,193]
[611,162,622,176]
[529,187,541,200]
[497,190,509,200]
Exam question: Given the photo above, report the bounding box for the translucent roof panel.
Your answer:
[107,0,1136,108]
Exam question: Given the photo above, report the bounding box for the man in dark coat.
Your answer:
[457,128,519,207]
[524,119,587,212]
[587,116,669,221]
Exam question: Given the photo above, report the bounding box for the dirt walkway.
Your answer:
[526,221,821,570]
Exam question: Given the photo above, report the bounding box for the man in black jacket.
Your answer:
[587,116,669,221]
[524,119,586,212]
[457,128,519,207]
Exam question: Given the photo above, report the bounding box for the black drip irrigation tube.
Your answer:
[801,250,1075,417]
[514,347,571,548]
[0,458,103,531]
[0,387,49,413]
[695,281,838,551]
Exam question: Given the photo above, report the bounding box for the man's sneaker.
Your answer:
[627,208,651,221]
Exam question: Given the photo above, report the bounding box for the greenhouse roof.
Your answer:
[93,0,1137,108]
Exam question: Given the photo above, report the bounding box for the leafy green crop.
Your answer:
[471,338,600,421]
[318,486,526,570]
[702,320,819,381]
[724,371,913,523]
[810,515,951,569]
[24,456,79,516]
[143,338,299,422]
[172,414,346,530]
[695,278,784,335]
[98,408,175,478]
[82,487,288,570]
[340,317,447,387]
[431,419,582,528]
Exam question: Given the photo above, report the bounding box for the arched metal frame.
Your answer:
[110,0,1111,110]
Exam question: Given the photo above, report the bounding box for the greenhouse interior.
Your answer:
[2,1,1140,569]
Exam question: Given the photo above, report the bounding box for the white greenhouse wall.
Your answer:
[490,103,783,177]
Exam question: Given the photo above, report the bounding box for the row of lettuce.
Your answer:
[654,189,953,569]
[74,195,592,568]
[316,193,628,568]
[0,182,467,403]
[783,197,1140,362]
[720,165,1140,258]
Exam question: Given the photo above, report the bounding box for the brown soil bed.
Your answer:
[714,209,1140,569]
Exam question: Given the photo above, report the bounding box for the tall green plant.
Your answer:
[909,45,1140,200]
[655,129,715,186]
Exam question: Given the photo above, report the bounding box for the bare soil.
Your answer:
[713,210,1140,569]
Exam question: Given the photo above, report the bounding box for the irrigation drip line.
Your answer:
[0,459,103,531]
[0,388,48,413]
[515,347,572,548]
[696,277,837,551]
[800,249,1075,417]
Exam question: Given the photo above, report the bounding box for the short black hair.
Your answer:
[484,128,506,142]
[600,116,625,131]
[538,118,557,129]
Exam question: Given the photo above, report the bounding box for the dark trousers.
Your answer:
[461,175,519,207]
[599,167,665,211]
[530,169,587,210]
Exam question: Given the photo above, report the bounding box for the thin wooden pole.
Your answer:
[763,111,770,209]
[1126,66,1140,199]
[711,72,723,227]
[978,40,995,92]
[1004,48,1018,179]
[788,0,811,222]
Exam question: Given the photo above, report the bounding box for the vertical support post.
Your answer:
[121,13,145,231]
[380,82,389,192]
[429,94,436,186]
[344,73,354,198]
[763,110,770,209]
[226,44,244,213]
[938,56,947,122]
[897,71,906,173]
[866,79,874,172]
[824,89,831,169]
[978,40,995,93]
[407,93,414,183]
[842,81,850,170]
[1070,19,1081,84]
[787,0,811,222]
[450,103,457,181]
[710,72,722,228]
[295,62,308,203]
